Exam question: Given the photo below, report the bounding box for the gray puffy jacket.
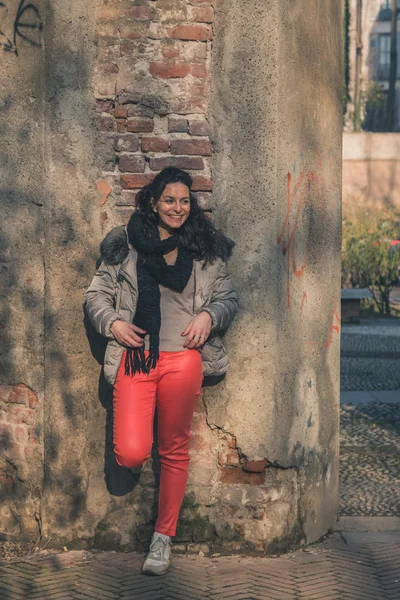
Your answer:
[84,226,238,385]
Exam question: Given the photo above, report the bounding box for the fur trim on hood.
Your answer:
[99,224,235,266]
[100,226,129,266]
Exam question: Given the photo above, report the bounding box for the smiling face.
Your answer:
[152,182,191,237]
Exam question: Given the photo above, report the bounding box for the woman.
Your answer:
[85,167,238,575]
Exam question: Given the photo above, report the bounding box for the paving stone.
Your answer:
[0,537,399,600]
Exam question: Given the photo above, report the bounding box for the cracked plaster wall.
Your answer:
[207,0,342,543]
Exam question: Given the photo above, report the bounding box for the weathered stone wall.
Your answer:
[0,0,45,539]
[1,0,342,553]
[343,132,400,218]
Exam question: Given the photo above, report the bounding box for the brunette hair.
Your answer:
[134,167,234,264]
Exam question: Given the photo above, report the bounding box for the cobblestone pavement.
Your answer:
[340,402,400,516]
[0,532,399,600]
[341,322,400,391]
[340,319,400,517]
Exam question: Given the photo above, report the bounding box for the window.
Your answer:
[377,33,391,80]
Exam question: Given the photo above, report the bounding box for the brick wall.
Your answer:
[0,385,42,538]
[90,0,305,554]
[94,0,214,228]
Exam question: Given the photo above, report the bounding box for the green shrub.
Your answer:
[342,214,400,315]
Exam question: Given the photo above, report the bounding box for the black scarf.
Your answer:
[125,212,193,376]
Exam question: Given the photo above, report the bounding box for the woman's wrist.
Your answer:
[200,310,215,329]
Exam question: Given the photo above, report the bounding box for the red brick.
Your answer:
[141,137,169,153]
[129,6,152,20]
[191,6,214,22]
[121,173,154,189]
[150,62,207,79]
[189,120,210,136]
[116,119,126,133]
[242,459,270,473]
[119,27,140,40]
[168,24,212,42]
[117,190,137,206]
[220,467,266,485]
[115,105,128,118]
[127,117,154,133]
[97,179,112,204]
[95,99,114,113]
[168,117,189,133]
[242,460,269,473]
[98,115,115,132]
[119,155,145,173]
[162,44,180,59]
[4,384,39,409]
[150,156,204,171]
[171,138,212,156]
[226,451,240,467]
[115,134,139,152]
[191,175,213,191]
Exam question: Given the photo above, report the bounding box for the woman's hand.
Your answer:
[110,320,146,347]
[182,312,212,349]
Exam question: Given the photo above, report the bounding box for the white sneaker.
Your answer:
[142,532,171,576]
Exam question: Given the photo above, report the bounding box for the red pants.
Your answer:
[113,349,203,537]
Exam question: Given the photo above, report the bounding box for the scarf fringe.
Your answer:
[124,334,160,377]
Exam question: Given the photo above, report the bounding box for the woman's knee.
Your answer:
[114,442,151,469]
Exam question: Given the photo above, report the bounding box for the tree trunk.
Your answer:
[387,0,398,131]
[382,290,392,316]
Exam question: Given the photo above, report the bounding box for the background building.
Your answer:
[346,0,400,131]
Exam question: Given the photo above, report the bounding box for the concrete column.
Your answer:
[208,0,343,543]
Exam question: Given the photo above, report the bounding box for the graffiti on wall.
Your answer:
[277,166,321,310]
[325,302,341,348]
[277,155,341,347]
[0,0,43,55]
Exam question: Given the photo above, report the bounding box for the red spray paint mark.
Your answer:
[325,304,341,348]
[277,169,320,309]
[300,291,308,315]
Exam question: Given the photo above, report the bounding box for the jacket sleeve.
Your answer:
[202,261,238,331]
[84,261,122,338]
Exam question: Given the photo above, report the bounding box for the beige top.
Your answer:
[144,267,195,352]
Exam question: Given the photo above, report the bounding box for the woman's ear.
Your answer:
[150,197,157,213]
